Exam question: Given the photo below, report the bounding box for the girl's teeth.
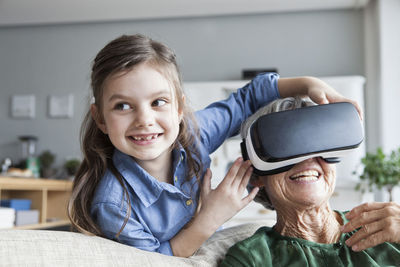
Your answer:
[133,134,158,141]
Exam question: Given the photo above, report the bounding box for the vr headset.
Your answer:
[241,102,364,175]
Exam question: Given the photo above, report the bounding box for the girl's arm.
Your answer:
[278,76,363,119]
[196,73,280,154]
[169,158,258,257]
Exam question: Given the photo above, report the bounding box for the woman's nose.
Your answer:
[304,157,319,163]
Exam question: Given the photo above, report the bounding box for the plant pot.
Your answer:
[41,168,56,179]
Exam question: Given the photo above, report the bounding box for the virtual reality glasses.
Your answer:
[241,102,364,175]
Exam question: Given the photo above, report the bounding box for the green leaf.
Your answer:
[354,147,400,191]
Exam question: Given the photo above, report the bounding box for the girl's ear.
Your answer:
[90,104,107,134]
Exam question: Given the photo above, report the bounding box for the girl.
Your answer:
[68,34,361,257]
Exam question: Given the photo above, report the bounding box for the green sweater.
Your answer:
[219,211,400,267]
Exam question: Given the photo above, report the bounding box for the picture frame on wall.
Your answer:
[11,95,36,119]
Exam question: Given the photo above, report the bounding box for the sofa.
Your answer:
[0,220,275,266]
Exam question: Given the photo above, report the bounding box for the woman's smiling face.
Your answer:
[258,157,336,210]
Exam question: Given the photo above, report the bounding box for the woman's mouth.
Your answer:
[289,170,320,182]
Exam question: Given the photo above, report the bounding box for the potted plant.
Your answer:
[38,150,56,178]
[355,147,400,201]
[64,158,81,179]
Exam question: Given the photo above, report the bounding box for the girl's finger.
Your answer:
[309,90,328,105]
[345,219,384,247]
[221,157,243,186]
[325,92,363,120]
[334,96,363,121]
[201,168,212,196]
[241,187,259,208]
[231,160,252,188]
[238,164,253,191]
[350,100,363,121]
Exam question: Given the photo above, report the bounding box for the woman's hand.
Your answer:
[197,158,259,231]
[278,76,363,120]
[341,202,400,251]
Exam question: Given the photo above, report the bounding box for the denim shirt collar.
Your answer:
[112,148,187,207]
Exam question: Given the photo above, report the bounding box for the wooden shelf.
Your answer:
[0,176,72,230]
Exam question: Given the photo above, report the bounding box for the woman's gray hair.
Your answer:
[241,96,315,210]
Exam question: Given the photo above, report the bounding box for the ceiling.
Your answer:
[0,0,370,27]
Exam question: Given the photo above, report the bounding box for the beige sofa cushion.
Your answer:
[191,221,270,265]
[0,221,274,266]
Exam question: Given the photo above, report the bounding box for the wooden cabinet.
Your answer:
[0,176,72,230]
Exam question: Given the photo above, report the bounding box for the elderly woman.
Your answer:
[219,97,400,266]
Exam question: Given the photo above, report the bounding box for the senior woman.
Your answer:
[219,97,400,267]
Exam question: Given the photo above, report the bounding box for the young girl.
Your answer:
[68,34,361,257]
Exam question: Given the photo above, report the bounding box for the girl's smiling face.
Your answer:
[93,62,182,165]
[257,157,336,210]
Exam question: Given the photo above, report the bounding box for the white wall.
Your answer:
[364,0,400,153]
[378,0,400,203]
[0,0,370,26]
[379,0,400,153]
[363,0,400,202]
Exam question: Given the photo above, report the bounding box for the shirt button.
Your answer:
[186,199,193,206]
[174,176,178,183]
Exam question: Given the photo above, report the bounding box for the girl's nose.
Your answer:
[134,107,154,128]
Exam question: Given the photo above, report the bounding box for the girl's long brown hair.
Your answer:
[68,34,202,237]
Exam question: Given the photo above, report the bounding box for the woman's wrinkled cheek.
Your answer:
[324,164,337,193]
[265,174,287,202]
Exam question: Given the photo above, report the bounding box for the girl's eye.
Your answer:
[152,99,167,107]
[115,103,131,111]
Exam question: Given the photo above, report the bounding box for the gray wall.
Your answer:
[0,9,364,168]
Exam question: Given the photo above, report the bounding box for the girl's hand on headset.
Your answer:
[278,76,363,120]
[197,157,259,232]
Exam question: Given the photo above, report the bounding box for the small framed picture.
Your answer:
[11,95,36,118]
[48,94,74,118]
